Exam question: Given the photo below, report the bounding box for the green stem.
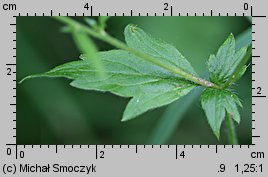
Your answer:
[225,113,238,145]
[52,16,220,89]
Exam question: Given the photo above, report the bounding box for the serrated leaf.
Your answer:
[201,88,242,139]
[208,33,247,85]
[233,65,247,83]
[22,50,196,121]
[71,29,106,78]
[21,24,201,121]
[124,24,197,76]
[122,85,194,121]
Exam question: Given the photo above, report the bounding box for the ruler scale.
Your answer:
[1,0,267,176]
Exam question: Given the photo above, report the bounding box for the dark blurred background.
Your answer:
[17,17,251,145]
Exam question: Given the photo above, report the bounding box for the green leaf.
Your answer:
[124,24,197,76]
[208,33,247,85]
[122,83,194,121]
[201,88,242,139]
[148,87,202,144]
[71,29,106,78]
[22,50,196,121]
[21,24,200,121]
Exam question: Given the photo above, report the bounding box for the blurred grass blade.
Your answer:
[235,27,252,50]
[72,30,106,78]
[148,87,202,144]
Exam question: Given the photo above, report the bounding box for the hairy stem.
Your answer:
[225,113,238,145]
[52,16,220,89]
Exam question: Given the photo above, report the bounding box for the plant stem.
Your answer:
[225,113,238,145]
[52,16,220,89]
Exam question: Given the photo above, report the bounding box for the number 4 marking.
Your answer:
[180,151,185,158]
[84,3,89,10]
